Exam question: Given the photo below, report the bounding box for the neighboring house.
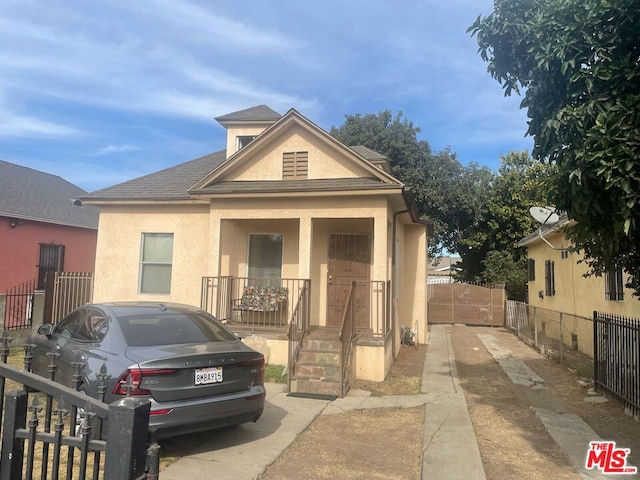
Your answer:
[518,215,640,318]
[427,255,460,284]
[0,160,99,293]
[82,105,431,389]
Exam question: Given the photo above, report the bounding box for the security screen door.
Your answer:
[327,234,370,328]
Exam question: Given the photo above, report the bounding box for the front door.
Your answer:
[327,234,370,327]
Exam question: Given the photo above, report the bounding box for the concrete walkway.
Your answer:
[421,325,486,480]
[161,324,485,479]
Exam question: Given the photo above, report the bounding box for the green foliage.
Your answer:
[331,110,493,259]
[469,0,640,296]
[264,364,287,384]
[458,151,555,283]
[332,112,554,287]
[482,250,528,301]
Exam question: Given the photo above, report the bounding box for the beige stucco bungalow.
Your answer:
[82,105,430,396]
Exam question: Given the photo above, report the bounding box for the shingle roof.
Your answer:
[0,160,98,229]
[215,105,281,123]
[83,150,227,201]
[349,145,387,161]
[192,178,400,195]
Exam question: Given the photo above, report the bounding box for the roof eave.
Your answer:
[1,212,97,230]
[80,197,208,206]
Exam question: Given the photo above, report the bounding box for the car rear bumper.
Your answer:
[147,385,266,439]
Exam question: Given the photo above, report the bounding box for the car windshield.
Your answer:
[117,311,237,346]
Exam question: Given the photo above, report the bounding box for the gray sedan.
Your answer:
[30,302,265,439]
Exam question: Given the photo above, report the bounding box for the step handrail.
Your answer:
[287,280,311,392]
[338,282,356,397]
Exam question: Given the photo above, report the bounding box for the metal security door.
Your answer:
[327,234,370,327]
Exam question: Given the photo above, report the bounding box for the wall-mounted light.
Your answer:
[538,290,544,299]
[10,221,17,228]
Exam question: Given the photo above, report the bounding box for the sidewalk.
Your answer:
[421,324,486,480]
[160,324,485,480]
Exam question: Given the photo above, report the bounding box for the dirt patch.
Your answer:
[260,344,427,479]
[352,344,426,396]
[450,325,640,479]
[259,407,424,480]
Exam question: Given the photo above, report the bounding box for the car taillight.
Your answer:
[238,357,265,382]
[150,408,172,416]
[112,368,176,396]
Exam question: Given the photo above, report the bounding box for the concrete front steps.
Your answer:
[289,327,344,398]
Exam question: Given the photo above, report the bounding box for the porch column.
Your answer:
[373,212,389,281]
[298,216,312,279]
[209,213,222,277]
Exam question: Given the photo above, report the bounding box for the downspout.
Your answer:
[392,206,410,358]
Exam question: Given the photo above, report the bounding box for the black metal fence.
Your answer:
[3,280,36,331]
[593,311,640,419]
[0,333,160,479]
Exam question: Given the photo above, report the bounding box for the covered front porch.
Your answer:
[200,276,390,338]
[200,274,392,395]
[198,204,426,393]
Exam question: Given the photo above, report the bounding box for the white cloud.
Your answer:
[0,114,79,139]
[128,0,295,52]
[0,2,319,123]
[94,144,140,156]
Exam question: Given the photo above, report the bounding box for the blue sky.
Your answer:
[0,0,532,192]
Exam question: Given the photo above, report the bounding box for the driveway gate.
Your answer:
[428,282,504,326]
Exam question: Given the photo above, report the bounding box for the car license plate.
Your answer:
[194,367,223,385]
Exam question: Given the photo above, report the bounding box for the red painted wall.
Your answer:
[0,216,97,293]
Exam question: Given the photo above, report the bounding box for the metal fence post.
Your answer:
[0,390,28,480]
[593,311,599,389]
[534,306,538,347]
[103,396,151,480]
[559,312,564,364]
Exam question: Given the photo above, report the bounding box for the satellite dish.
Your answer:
[529,206,559,225]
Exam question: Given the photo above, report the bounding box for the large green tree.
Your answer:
[330,110,491,258]
[469,0,640,295]
[459,151,556,298]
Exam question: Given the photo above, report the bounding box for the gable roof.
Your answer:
[215,105,281,124]
[83,150,227,202]
[190,108,402,192]
[81,107,420,216]
[0,160,98,229]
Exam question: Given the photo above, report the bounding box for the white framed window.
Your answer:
[140,233,174,294]
[236,135,256,151]
[247,234,283,279]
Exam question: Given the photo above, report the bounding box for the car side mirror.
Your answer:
[37,323,54,336]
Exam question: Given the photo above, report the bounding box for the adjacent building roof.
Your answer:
[517,214,571,247]
[349,145,387,162]
[0,160,99,229]
[215,105,281,124]
[349,145,392,174]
